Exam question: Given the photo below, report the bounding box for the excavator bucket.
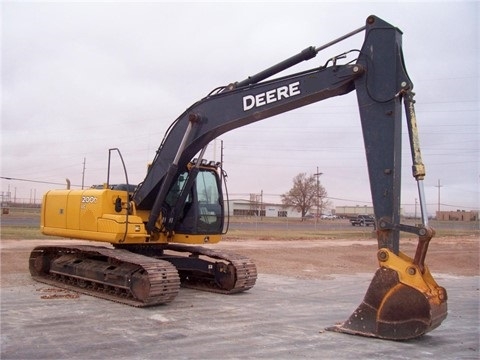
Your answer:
[327,248,447,340]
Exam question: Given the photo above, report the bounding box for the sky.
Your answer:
[1,0,479,216]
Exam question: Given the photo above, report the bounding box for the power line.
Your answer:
[440,203,480,211]
[0,176,81,188]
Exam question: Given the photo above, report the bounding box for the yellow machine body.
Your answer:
[41,188,221,245]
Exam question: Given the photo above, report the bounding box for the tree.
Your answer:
[281,172,329,220]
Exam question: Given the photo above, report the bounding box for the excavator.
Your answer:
[29,15,447,340]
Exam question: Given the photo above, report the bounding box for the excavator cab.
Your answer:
[165,161,225,236]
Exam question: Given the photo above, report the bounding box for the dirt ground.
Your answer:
[214,236,479,278]
[1,235,478,286]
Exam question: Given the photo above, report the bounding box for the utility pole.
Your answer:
[220,140,224,168]
[314,168,323,227]
[435,179,443,213]
[81,157,86,190]
[213,139,217,161]
[260,189,263,220]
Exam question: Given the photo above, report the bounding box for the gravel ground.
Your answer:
[1,236,478,359]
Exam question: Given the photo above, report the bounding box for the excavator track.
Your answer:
[29,245,180,307]
[115,243,258,295]
[165,244,258,294]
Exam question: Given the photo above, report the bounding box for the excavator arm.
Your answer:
[329,17,447,340]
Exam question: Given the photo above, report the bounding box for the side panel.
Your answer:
[41,189,147,244]
[42,190,70,230]
[66,192,81,230]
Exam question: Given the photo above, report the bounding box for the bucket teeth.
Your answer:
[327,266,447,340]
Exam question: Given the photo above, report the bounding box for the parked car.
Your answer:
[349,215,375,227]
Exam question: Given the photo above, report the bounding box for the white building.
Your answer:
[335,205,403,217]
[225,199,302,218]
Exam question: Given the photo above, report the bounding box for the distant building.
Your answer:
[1,191,11,214]
[335,205,374,217]
[335,205,404,218]
[225,199,302,218]
[436,210,478,222]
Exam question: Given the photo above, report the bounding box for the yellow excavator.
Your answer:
[29,15,447,340]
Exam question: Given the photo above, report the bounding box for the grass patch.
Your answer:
[1,207,477,240]
[223,229,377,240]
[0,207,50,240]
[434,228,479,238]
[0,227,47,240]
